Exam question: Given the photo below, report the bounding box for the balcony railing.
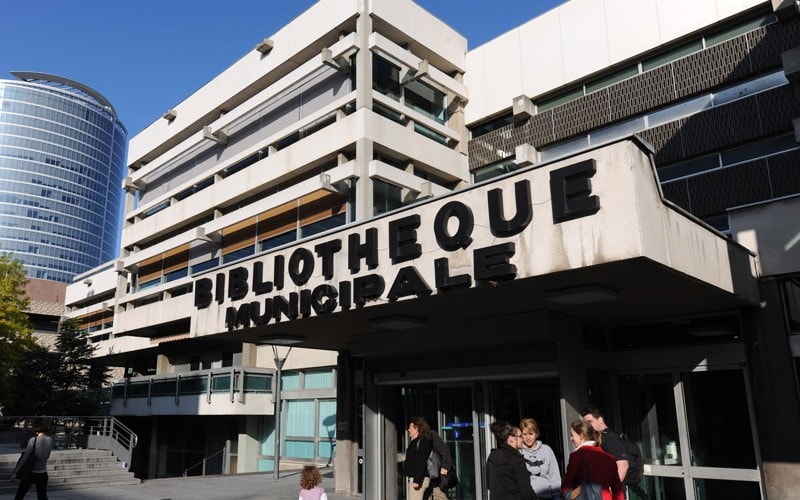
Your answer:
[110,367,273,413]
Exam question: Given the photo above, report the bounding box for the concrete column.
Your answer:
[240,343,258,367]
[353,0,373,221]
[147,417,159,479]
[743,281,800,498]
[237,415,262,473]
[334,352,355,494]
[382,386,399,500]
[363,359,382,499]
[155,354,171,375]
[555,314,588,456]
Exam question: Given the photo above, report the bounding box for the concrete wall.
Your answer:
[464,0,764,123]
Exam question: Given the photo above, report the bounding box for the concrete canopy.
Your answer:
[183,138,759,353]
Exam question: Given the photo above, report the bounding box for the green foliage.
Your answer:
[5,317,110,416]
[0,252,34,411]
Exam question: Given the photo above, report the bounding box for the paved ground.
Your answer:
[1,467,357,500]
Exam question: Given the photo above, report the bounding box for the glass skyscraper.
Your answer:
[0,72,126,282]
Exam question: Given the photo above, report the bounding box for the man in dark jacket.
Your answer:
[582,405,630,484]
[427,426,453,499]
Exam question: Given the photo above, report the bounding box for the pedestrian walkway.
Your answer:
[0,467,357,500]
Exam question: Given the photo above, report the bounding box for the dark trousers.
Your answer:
[14,471,48,500]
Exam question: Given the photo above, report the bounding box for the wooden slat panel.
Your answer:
[162,247,190,274]
[222,216,257,254]
[138,260,163,284]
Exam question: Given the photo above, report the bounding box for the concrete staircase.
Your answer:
[0,448,140,493]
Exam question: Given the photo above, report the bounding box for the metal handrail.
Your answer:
[183,446,226,477]
[0,416,138,470]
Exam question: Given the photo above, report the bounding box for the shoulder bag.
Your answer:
[563,449,603,500]
[16,436,37,482]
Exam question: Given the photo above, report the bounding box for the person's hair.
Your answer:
[520,417,540,437]
[32,418,50,434]
[490,421,516,443]
[299,465,322,490]
[581,404,603,419]
[570,420,597,443]
[409,416,432,440]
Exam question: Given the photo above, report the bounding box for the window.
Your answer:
[404,79,446,124]
[373,179,404,215]
[260,231,297,252]
[300,212,346,238]
[284,400,316,459]
[470,113,515,139]
[305,370,335,389]
[373,56,402,101]
[222,245,255,264]
[282,372,301,391]
[473,159,519,183]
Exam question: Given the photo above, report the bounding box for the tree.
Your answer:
[5,317,109,416]
[55,317,109,414]
[0,252,34,413]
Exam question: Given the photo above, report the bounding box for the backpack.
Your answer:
[416,438,440,478]
[618,433,643,485]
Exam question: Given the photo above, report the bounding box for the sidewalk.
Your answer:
[0,468,357,500]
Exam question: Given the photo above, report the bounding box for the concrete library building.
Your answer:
[66,0,800,498]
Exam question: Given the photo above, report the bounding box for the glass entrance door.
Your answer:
[617,368,762,500]
[391,378,561,500]
[440,386,478,500]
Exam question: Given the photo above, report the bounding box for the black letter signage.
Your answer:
[550,160,600,223]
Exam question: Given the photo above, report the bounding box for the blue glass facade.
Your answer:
[0,74,126,282]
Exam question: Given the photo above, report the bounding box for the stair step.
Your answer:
[0,448,138,493]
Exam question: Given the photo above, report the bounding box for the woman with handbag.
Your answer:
[11,418,53,500]
[404,416,433,500]
[561,420,623,500]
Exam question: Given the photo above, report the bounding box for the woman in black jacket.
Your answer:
[403,416,433,500]
[486,421,537,500]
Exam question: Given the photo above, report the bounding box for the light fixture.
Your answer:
[123,176,145,191]
[258,335,304,346]
[687,328,735,338]
[512,94,535,119]
[255,38,274,54]
[321,48,350,72]
[401,59,429,83]
[544,285,617,305]
[514,143,538,167]
[203,126,228,145]
[195,227,221,243]
[319,173,339,194]
[113,260,128,276]
[162,109,177,121]
[83,278,93,286]
[371,315,427,331]
[417,181,432,199]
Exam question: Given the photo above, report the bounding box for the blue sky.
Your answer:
[1,0,563,138]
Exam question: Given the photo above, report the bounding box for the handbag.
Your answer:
[440,468,459,490]
[563,449,602,500]
[426,447,441,478]
[15,436,37,482]
[564,482,602,500]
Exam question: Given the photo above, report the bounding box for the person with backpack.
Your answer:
[10,418,53,500]
[414,416,454,500]
[404,416,433,500]
[581,405,643,489]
